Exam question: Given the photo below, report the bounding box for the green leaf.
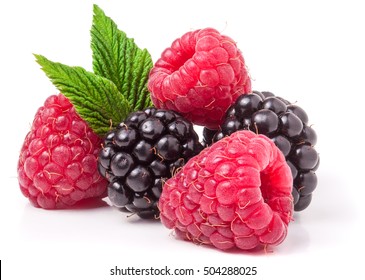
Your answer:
[35,54,131,136]
[91,4,153,111]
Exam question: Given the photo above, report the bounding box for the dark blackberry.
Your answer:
[205,91,319,211]
[98,108,203,219]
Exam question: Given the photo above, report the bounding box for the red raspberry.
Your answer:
[159,130,293,251]
[17,94,108,209]
[148,28,251,129]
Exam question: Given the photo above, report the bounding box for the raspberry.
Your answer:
[148,28,251,129]
[208,91,319,211]
[17,94,108,209]
[97,107,203,219]
[159,130,293,251]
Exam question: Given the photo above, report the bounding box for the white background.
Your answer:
[1,0,364,279]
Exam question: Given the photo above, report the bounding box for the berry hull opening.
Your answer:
[159,130,293,251]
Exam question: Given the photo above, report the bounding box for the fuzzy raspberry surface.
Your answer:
[17,94,107,209]
[159,130,293,251]
[148,28,251,129]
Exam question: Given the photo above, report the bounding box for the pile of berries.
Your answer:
[17,5,319,252]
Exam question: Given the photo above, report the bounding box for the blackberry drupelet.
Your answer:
[202,127,218,147]
[98,108,203,219]
[205,91,319,211]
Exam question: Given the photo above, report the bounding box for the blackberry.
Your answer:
[98,108,203,219]
[204,91,319,211]
[202,127,217,147]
